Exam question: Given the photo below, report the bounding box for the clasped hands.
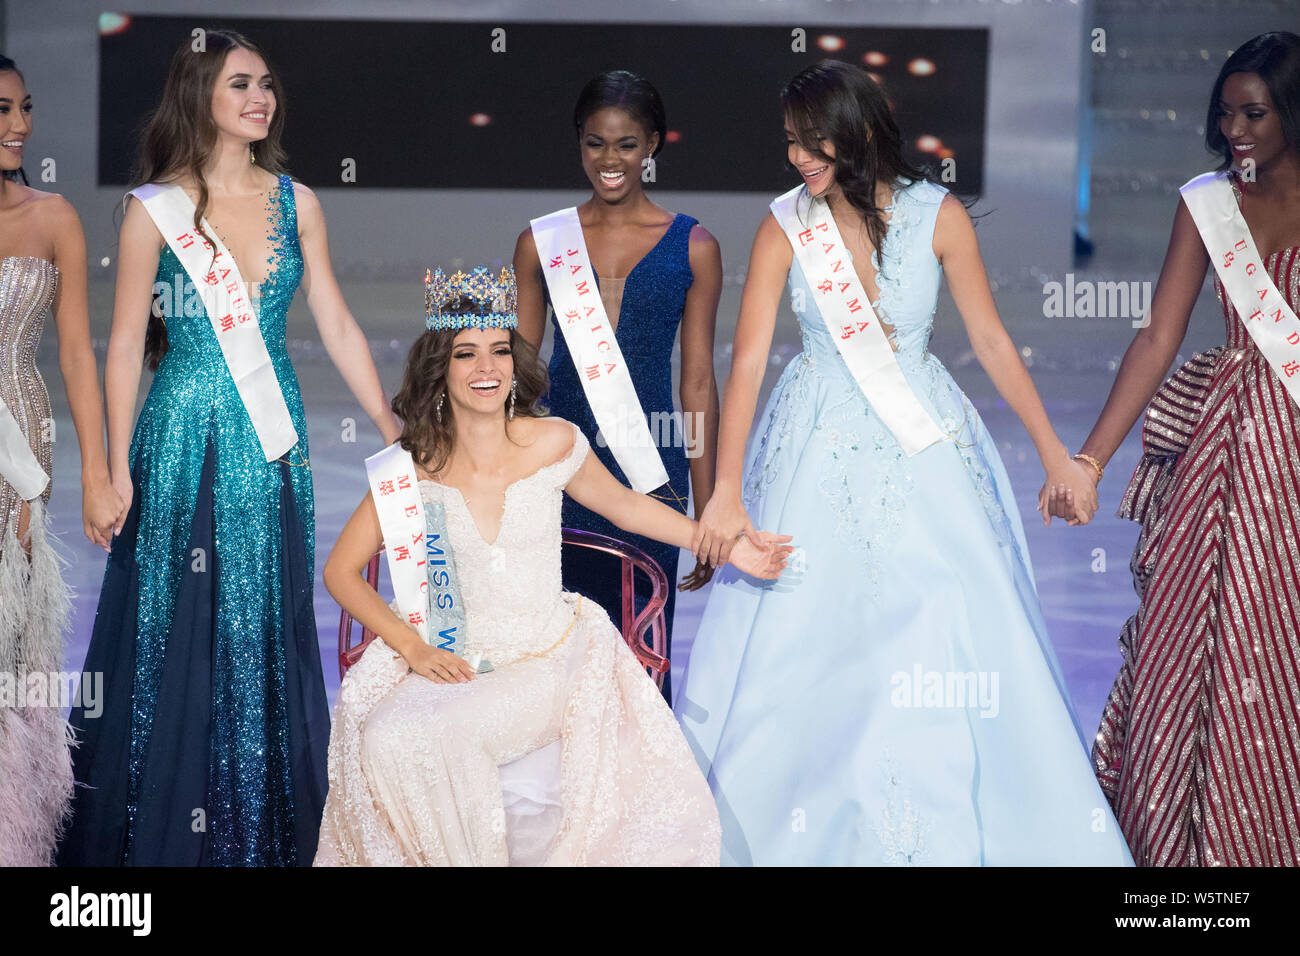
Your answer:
[1037,453,1102,527]
[689,494,793,580]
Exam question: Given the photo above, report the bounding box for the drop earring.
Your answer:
[435,390,444,424]
[507,376,518,420]
[249,143,256,165]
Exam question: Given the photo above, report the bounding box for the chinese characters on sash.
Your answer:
[1181,171,1300,409]
[770,185,945,456]
[529,207,669,493]
[128,182,299,461]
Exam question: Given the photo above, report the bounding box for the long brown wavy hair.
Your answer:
[781,59,936,275]
[392,327,550,475]
[132,29,290,370]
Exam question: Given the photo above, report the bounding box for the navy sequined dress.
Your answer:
[544,212,696,703]
[58,175,329,866]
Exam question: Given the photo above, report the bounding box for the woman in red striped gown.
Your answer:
[1056,31,1300,866]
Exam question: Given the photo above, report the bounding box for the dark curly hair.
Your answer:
[392,327,549,475]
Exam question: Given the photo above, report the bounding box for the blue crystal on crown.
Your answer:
[424,266,518,331]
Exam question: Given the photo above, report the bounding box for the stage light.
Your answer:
[469,113,491,127]
[817,35,846,53]
[863,51,889,67]
[666,130,682,144]
[907,58,936,77]
[916,134,942,153]
[98,13,131,35]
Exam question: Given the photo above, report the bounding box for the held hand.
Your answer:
[694,493,754,569]
[109,468,133,536]
[401,639,476,684]
[727,530,795,580]
[1037,457,1099,527]
[678,559,716,592]
[81,479,124,552]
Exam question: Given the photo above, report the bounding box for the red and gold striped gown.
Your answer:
[1093,238,1300,866]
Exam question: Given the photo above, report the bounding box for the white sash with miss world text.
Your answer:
[365,443,475,664]
[530,207,669,493]
[129,182,299,461]
[771,185,946,456]
[0,396,48,501]
[1181,171,1300,408]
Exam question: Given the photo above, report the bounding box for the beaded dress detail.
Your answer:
[674,179,1133,865]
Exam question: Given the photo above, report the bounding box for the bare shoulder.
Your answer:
[688,222,719,250]
[517,415,580,464]
[291,179,323,226]
[28,188,81,231]
[513,224,541,267]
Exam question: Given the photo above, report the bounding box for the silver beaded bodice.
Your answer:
[0,256,59,549]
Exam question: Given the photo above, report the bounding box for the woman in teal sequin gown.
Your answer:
[675,61,1134,865]
[58,32,400,866]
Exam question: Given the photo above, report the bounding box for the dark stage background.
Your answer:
[98,14,988,194]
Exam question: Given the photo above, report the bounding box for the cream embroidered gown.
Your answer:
[315,422,721,866]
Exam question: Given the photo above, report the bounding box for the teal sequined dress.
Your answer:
[59,175,330,866]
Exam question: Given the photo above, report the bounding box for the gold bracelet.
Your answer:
[1071,452,1104,482]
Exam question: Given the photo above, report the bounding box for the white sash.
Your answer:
[1180,171,1300,408]
[365,444,432,645]
[130,182,299,461]
[771,185,946,456]
[530,207,669,493]
[0,396,48,501]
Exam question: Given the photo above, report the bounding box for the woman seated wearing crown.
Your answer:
[314,266,791,866]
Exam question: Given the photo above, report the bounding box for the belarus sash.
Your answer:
[129,182,299,461]
[1180,171,1300,409]
[365,444,481,670]
[530,207,669,493]
[771,185,946,456]
[0,396,48,501]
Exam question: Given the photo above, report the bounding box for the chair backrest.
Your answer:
[337,529,670,687]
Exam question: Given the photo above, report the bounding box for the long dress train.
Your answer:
[58,176,329,866]
[0,255,73,866]
[674,179,1134,866]
[1093,182,1300,865]
[315,422,720,866]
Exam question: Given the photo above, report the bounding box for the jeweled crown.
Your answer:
[424,266,518,331]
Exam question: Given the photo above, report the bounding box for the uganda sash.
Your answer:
[0,396,48,501]
[530,207,669,493]
[365,444,482,670]
[771,185,946,456]
[130,182,299,460]
[1181,171,1300,408]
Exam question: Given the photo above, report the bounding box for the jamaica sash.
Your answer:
[530,207,669,493]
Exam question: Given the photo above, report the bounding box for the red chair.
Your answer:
[337,528,670,688]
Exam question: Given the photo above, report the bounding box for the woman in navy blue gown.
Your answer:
[514,71,721,703]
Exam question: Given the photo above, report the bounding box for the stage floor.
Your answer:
[41,270,1225,735]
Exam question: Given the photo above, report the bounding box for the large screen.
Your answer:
[98,14,988,194]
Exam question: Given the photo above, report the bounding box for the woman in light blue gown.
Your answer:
[674,60,1134,866]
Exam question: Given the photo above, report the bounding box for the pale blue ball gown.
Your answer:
[674,178,1134,866]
